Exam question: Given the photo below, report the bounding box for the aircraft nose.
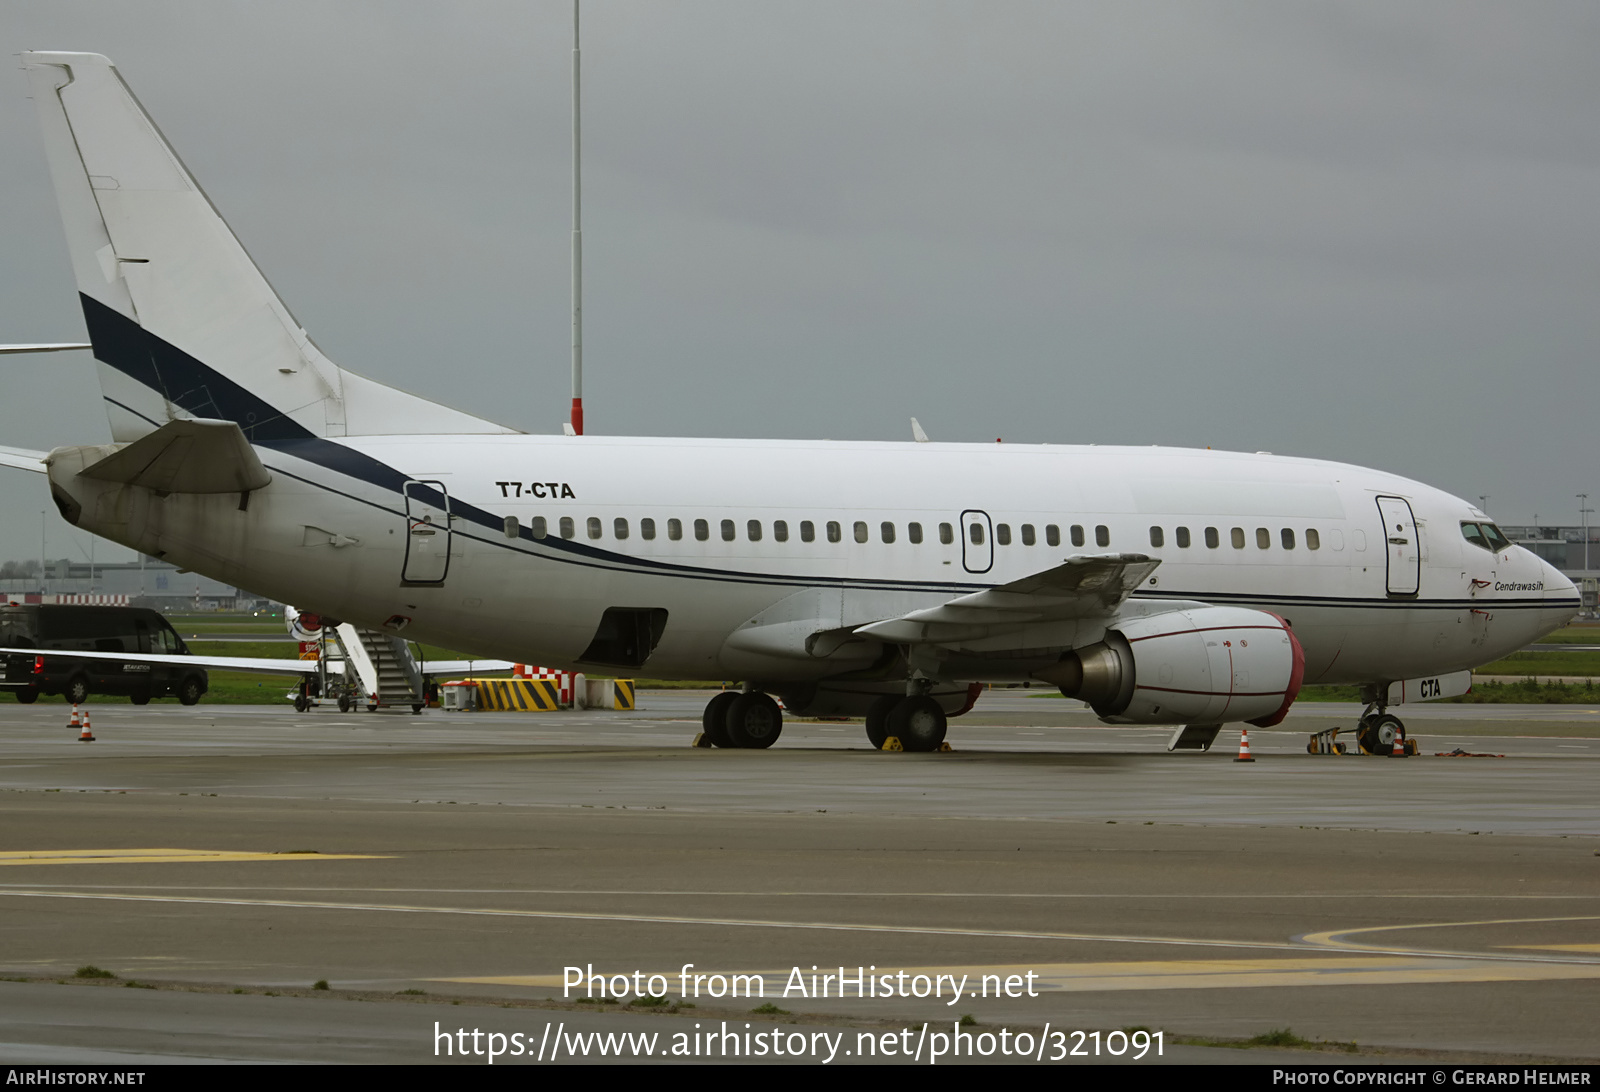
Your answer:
[1539,558,1581,624]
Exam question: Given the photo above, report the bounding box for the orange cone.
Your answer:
[1392,734,1408,758]
[1234,727,1255,763]
[67,704,81,732]
[78,709,94,743]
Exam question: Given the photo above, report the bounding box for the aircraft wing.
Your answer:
[79,418,271,494]
[417,660,517,678]
[0,447,48,474]
[0,344,90,354]
[854,554,1161,644]
[0,647,325,677]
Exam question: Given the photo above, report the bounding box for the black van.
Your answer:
[0,605,208,705]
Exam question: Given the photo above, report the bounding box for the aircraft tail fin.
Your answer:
[21,52,518,444]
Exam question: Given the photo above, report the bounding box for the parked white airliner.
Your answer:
[0,53,1578,753]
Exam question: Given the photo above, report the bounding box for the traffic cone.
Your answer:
[1233,727,1255,763]
[67,704,80,732]
[78,709,94,743]
[1392,734,1408,758]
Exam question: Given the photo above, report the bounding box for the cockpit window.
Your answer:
[1461,521,1512,553]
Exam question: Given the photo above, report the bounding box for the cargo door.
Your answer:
[402,480,451,585]
[1376,496,1420,597]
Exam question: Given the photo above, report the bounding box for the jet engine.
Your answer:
[1034,606,1304,726]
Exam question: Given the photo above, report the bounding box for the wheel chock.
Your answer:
[935,741,953,752]
[1307,727,1345,755]
[881,736,904,751]
[1400,739,1419,756]
[691,732,713,749]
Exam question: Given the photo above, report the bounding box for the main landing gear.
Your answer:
[864,691,947,752]
[1356,701,1406,756]
[700,690,784,749]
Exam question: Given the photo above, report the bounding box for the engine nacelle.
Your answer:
[1035,606,1304,726]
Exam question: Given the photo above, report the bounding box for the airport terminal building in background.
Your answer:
[0,557,271,612]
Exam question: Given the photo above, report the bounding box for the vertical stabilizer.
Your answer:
[21,52,517,442]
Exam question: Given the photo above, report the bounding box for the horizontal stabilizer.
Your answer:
[856,553,1161,644]
[0,447,49,474]
[0,343,91,354]
[78,417,270,493]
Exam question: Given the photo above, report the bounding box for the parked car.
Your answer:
[0,605,208,705]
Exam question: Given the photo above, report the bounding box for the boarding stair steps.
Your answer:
[334,624,423,711]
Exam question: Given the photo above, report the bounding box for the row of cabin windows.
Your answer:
[1148,525,1322,551]
[501,516,1115,548]
[498,516,1327,553]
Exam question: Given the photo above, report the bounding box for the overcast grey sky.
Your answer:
[2,1,1598,566]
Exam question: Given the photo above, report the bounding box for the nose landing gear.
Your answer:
[1357,702,1406,756]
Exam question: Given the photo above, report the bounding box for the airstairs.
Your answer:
[333,624,424,712]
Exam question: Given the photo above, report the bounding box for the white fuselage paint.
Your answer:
[52,434,1577,691]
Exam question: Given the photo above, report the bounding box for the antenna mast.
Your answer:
[569,0,584,436]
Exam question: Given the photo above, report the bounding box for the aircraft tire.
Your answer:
[16,687,38,704]
[1358,713,1403,755]
[66,675,90,705]
[177,676,204,706]
[293,690,311,713]
[864,695,899,750]
[890,696,947,752]
[725,692,783,749]
[701,691,739,748]
[130,689,151,706]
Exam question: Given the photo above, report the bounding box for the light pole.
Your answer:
[1579,494,1593,573]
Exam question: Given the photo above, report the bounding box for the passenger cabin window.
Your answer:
[1046,524,1060,547]
[801,521,815,543]
[996,524,1011,546]
[560,516,576,540]
[667,518,682,541]
[827,521,842,543]
[1256,527,1270,549]
[588,517,603,540]
[1305,528,1319,550]
[1281,528,1295,550]
[1149,526,1164,548]
[531,516,548,540]
[1095,525,1110,548]
[721,519,736,542]
[854,521,869,544]
[939,523,954,545]
[503,516,519,539]
[1205,527,1219,549]
[641,518,656,541]
[747,520,762,542]
[881,522,895,544]
[1176,526,1191,548]
[694,519,709,542]
[774,520,788,542]
[1070,525,1085,547]
[1231,527,1245,549]
[1021,524,1035,546]
[614,518,629,540]
[909,522,923,544]
[969,522,986,546]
